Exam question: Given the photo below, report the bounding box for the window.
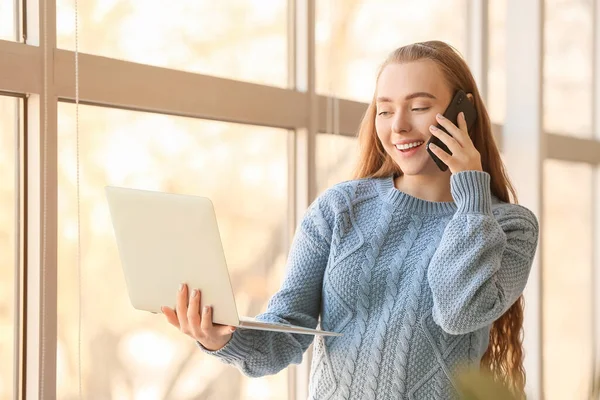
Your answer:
[0,0,16,41]
[316,133,359,195]
[0,0,17,41]
[487,0,506,124]
[544,0,593,137]
[0,96,18,400]
[315,0,468,102]
[56,104,290,399]
[543,160,594,399]
[56,0,288,87]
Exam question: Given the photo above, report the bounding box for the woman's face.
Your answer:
[375,60,454,177]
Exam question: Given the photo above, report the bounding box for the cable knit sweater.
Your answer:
[200,170,539,400]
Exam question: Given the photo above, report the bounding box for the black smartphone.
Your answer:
[426,90,477,171]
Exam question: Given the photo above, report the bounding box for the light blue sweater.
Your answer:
[201,171,539,399]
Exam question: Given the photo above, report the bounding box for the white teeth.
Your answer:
[395,141,424,150]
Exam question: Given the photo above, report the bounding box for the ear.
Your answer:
[466,93,474,104]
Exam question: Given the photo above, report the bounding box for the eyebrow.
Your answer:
[376,92,437,103]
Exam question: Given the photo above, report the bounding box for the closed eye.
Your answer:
[411,107,430,112]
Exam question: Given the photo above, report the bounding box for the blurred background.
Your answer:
[0,0,599,399]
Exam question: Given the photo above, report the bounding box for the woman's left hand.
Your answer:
[427,112,483,174]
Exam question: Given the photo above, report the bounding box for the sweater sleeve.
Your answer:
[197,194,333,377]
[427,170,539,335]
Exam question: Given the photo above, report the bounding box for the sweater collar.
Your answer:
[375,175,458,215]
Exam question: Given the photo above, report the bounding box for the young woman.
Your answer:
[162,40,539,399]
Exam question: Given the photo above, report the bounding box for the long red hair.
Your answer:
[352,40,525,396]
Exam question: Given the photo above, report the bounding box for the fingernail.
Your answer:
[429,125,438,131]
[436,113,444,119]
[428,143,437,149]
[178,283,184,292]
[204,306,210,314]
[230,327,236,333]
[160,306,165,314]
[191,289,197,298]
[459,112,465,120]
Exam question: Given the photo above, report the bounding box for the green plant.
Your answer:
[455,367,521,400]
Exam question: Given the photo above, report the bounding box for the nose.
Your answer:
[391,110,410,133]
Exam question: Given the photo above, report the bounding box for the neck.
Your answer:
[394,171,453,203]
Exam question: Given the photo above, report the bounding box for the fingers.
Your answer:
[187,288,203,338]
[165,285,237,345]
[200,304,237,336]
[428,141,453,167]
[218,324,237,336]
[162,306,180,329]
[176,283,191,335]
[456,111,468,133]
[200,304,215,332]
[428,112,484,173]
[429,124,460,155]
[434,113,467,147]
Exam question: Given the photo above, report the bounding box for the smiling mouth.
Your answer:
[395,141,424,152]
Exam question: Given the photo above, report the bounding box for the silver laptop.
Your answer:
[105,186,341,337]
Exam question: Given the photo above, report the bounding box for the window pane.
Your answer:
[0,0,16,41]
[316,133,358,195]
[487,0,506,124]
[0,96,17,400]
[57,104,289,399]
[543,160,594,399]
[316,0,468,102]
[544,0,593,137]
[56,1,288,87]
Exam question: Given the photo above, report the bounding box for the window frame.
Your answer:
[0,0,599,398]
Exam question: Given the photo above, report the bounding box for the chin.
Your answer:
[390,153,431,176]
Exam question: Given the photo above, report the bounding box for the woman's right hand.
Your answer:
[161,283,236,351]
